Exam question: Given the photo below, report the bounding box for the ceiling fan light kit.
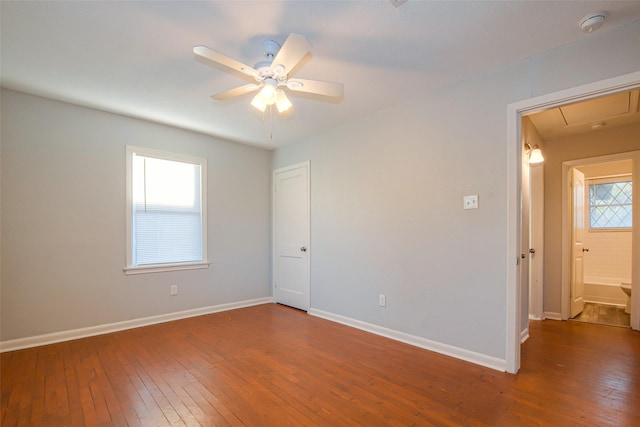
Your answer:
[251,87,292,114]
[194,33,343,120]
[275,90,292,113]
[261,78,278,101]
[250,92,267,112]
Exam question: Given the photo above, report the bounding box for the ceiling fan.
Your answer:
[193,33,344,114]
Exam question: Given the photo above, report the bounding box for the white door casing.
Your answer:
[570,168,586,318]
[273,162,310,311]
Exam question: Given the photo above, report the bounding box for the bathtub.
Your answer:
[583,277,629,306]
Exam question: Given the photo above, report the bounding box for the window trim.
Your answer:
[587,175,632,232]
[125,145,209,275]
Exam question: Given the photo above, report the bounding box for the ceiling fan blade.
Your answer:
[193,46,258,78]
[271,34,312,77]
[286,78,344,98]
[211,84,261,101]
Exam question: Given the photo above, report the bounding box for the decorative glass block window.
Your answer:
[125,146,208,274]
[589,178,632,230]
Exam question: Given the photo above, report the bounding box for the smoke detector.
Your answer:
[579,12,608,33]
[389,0,408,7]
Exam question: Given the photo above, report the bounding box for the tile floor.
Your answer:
[571,302,630,327]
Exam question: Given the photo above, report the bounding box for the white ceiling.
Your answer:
[2,1,640,150]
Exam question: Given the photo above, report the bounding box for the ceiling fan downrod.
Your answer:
[263,39,281,60]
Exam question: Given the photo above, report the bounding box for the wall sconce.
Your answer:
[525,143,544,164]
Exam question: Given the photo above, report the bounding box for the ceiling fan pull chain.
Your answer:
[270,105,273,140]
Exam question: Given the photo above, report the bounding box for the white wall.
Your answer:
[273,21,640,361]
[1,89,272,341]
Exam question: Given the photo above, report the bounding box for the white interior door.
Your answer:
[273,162,310,311]
[529,163,544,320]
[571,168,586,318]
[520,150,531,338]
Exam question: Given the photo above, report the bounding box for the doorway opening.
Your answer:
[506,70,640,374]
[564,157,635,328]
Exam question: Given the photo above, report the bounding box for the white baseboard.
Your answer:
[308,308,506,372]
[0,297,273,353]
[520,328,530,344]
[544,311,562,321]
[529,314,544,321]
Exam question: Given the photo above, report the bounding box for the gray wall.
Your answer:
[273,21,640,360]
[1,89,272,341]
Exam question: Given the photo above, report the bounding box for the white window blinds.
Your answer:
[126,146,208,273]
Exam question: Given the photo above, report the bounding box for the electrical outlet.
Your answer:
[170,285,178,296]
[379,294,386,307]
[463,194,479,210]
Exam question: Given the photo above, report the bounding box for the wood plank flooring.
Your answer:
[2,303,639,426]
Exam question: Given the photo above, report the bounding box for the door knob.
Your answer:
[582,248,590,252]
[300,246,307,252]
[529,248,536,254]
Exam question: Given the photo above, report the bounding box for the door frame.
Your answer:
[561,153,639,320]
[506,70,640,374]
[272,161,311,310]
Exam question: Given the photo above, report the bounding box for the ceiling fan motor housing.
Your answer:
[254,40,287,82]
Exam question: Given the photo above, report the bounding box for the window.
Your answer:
[125,146,208,274]
[588,177,632,230]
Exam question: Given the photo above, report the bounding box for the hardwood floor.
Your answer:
[2,303,639,426]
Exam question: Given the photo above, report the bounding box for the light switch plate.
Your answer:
[464,195,479,210]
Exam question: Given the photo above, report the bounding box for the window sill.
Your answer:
[588,228,632,233]
[124,261,210,275]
